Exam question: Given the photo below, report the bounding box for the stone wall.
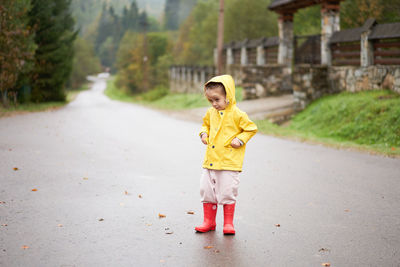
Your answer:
[292,65,330,110]
[292,65,400,110]
[328,65,400,94]
[228,64,291,99]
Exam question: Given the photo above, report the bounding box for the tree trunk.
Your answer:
[1,90,9,108]
[13,91,18,106]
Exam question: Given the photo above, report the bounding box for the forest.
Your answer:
[1,0,400,107]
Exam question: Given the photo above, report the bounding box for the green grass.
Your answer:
[105,77,244,110]
[256,90,400,156]
[0,83,90,117]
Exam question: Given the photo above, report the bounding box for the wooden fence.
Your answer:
[331,42,360,66]
[373,38,400,65]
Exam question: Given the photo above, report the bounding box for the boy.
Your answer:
[195,74,257,235]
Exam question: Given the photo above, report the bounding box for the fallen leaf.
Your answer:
[391,147,396,151]
[83,177,88,180]
[98,218,104,221]
[275,224,281,227]
[13,167,18,171]
[31,188,37,192]
[158,213,166,218]
[214,250,220,253]
[124,190,128,195]
[319,248,330,252]
[321,263,331,266]
[165,230,174,234]
[344,209,350,212]
[21,245,29,249]
[57,224,63,227]
[146,223,152,226]
[204,246,213,249]
[187,210,195,215]
[138,194,142,198]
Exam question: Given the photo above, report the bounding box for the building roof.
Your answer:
[330,20,400,43]
[369,22,400,39]
[330,27,362,43]
[269,0,323,11]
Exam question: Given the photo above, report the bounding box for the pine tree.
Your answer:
[122,0,139,32]
[29,0,77,102]
[95,4,123,68]
[163,0,180,30]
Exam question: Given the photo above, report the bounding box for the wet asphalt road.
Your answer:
[1,77,400,267]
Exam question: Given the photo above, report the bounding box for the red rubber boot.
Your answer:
[195,203,217,233]
[223,203,236,235]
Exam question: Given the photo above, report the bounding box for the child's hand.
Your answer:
[231,137,242,148]
[201,133,208,145]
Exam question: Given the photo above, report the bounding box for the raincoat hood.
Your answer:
[205,74,236,107]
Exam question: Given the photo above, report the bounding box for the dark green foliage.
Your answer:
[293,5,320,35]
[29,0,77,102]
[164,0,180,30]
[94,3,159,70]
[138,11,149,32]
[0,0,36,106]
[224,0,277,42]
[95,4,122,68]
[69,36,102,89]
[122,1,139,32]
[163,0,197,30]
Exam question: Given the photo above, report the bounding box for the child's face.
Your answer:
[205,88,227,110]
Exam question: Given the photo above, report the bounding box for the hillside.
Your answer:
[256,90,400,156]
[71,0,166,34]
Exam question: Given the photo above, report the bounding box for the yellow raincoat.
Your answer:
[200,75,257,171]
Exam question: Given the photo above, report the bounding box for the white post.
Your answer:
[360,19,376,67]
[256,45,265,65]
[321,1,340,66]
[227,47,234,65]
[241,45,248,65]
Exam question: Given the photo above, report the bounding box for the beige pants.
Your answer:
[200,168,240,205]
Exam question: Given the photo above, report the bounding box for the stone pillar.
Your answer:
[256,45,265,65]
[360,19,376,67]
[193,68,199,84]
[181,66,186,81]
[214,48,218,67]
[227,47,234,65]
[241,46,248,65]
[278,12,294,67]
[321,1,340,66]
[200,68,206,85]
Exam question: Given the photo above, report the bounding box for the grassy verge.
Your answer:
[256,90,400,157]
[0,83,90,118]
[105,77,244,110]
